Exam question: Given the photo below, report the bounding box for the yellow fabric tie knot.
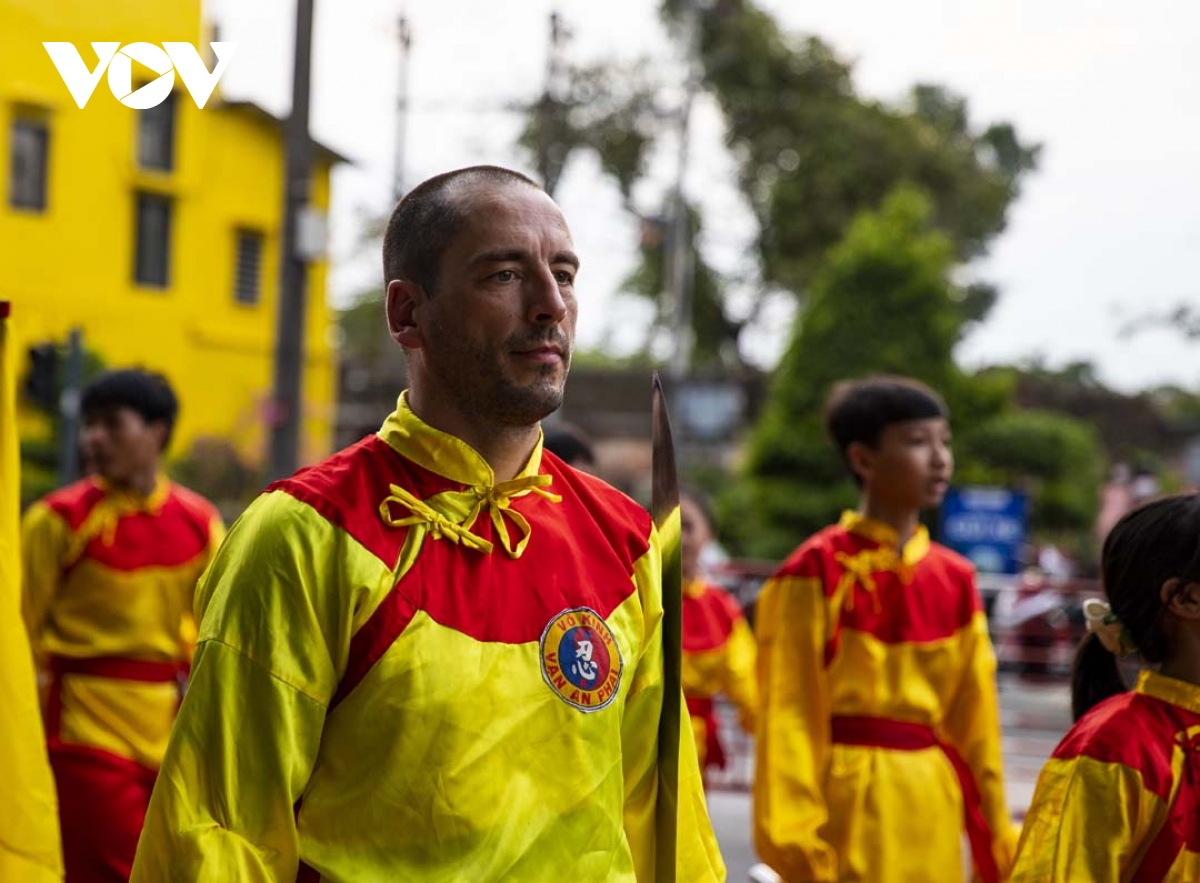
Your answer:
[466,474,562,560]
[378,473,562,574]
[379,485,495,555]
[834,547,914,614]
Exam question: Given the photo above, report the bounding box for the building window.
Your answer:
[234,230,264,305]
[10,116,49,210]
[138,91,175,171]
[134,193,171,287]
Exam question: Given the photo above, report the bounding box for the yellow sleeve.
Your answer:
[1011,754,1164,881]
[180,514,227,661]
[623,527,726,882]
[131,491,349,883]
[719,614,758,734]
[942,608,1018,879]
[753,574,837,883]
[20,501,70,663]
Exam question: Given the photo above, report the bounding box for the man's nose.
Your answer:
[526,267,568,325]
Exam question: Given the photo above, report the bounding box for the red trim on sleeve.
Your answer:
[329,588,419,710]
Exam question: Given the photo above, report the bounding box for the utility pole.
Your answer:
[58,327,83,485]
[668,0,700,382]
[267,0,315,480]
[392,15,412,203]
[538,10,571,197]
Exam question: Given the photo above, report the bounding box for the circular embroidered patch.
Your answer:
[540,607,623,712]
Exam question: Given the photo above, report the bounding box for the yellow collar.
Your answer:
[684,578,708,599]
[95,474,171,511]
[839,510,930,567]
[374,391,560,562]
[377,391,544,487]
[1137,670,1200,716]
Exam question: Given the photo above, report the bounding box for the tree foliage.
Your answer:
[663,0,1040,300]
[19,340,107,507]
[723,187,1095,559]
[956,410,1104,536]
[516,1,1039,366]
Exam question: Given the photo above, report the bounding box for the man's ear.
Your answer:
[1162,577,1200,621]
[846,441,874,485]
[149,420,169,454]
[386,279,425,349]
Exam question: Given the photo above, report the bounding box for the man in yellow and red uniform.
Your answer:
[131,166,724,881]
[22,368,223,882]
[679,490,756,774]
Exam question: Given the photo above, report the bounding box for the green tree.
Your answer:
[517,3,1039,367]
[724,186,990,557]
[956,410,1105,540]
[661,0,1040,301]
[724,188,1103,560]
[19,340,107,507]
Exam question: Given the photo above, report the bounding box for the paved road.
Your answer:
[706,674,1074,881]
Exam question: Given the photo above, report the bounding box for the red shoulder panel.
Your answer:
[44,479,107,530]
[267,435,445,572]
[53,481,214,572]
[683,584,742,653]
[1052,692,1182,802]
[271,439,651,647]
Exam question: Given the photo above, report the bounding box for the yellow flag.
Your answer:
[0,302,63,881]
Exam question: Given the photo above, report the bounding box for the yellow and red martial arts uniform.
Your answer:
[131,393,725,882]
[754,511,1015,883]
[21,475,223,882]
[0,300,63,882]
[682,578,757,772]
[1012,670,1200,882]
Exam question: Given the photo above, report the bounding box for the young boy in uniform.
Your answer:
[753,375,1015,883]
[22,368,223,882]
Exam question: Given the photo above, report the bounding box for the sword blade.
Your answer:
[651,372,681,883]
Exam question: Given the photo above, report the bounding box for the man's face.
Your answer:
[80,406,164,486]
[405,183,579,430]
[853,417,953,512]
[680,495,713,582]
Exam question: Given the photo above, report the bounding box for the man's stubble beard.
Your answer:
[432,334,571,430]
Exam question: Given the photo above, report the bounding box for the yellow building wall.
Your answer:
[0,0,339,470]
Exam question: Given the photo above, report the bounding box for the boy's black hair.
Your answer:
[1071,492,1200,720]
[543,422,596,468]
[80,368,179,450]
[824,375,948,484]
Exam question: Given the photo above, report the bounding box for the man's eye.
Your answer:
[554,270,574,284]
[493,270,517,282]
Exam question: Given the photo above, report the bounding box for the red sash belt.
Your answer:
[46,654,186,741]
[49,655,183,682]
[830,715,998,883]
[685,695,727,770]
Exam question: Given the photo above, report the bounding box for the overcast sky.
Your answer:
[204,0,1200,393]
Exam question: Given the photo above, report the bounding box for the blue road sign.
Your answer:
[939,486,1028,574]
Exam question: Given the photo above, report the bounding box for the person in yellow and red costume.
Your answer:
[753,375,1016,883]
[131,166,725,882]
[21,368,224,882]
[680,488,757,775]
[1013,493,1200,882]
